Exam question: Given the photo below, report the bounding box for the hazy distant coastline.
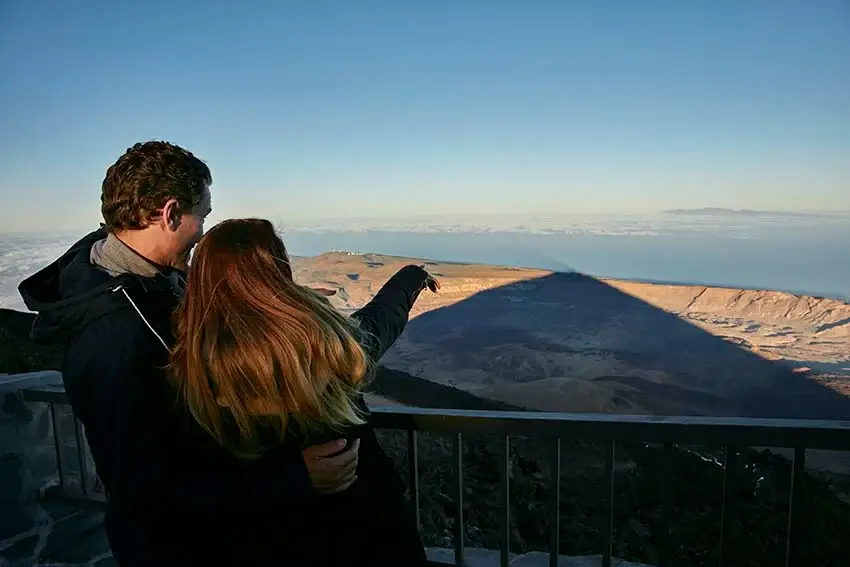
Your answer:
[662,207,841,218]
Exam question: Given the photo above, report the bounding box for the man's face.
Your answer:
[169,184,212,270]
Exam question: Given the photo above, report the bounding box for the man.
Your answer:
[19,141,359,566]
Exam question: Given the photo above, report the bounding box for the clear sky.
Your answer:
[1,0,848,232]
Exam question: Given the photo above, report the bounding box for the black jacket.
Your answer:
[19,228,430,566]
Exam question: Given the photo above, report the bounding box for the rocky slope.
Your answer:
[295,252,850,420]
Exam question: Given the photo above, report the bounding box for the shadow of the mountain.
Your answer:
[377,272,850,421]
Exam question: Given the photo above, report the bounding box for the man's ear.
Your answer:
[161,198,181,232]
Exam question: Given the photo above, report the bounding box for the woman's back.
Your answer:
[167,218,437,566]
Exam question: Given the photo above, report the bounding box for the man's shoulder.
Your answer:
[81,304,159,337]
[68,287,175,360]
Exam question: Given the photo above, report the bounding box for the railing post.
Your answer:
[602,440,616,567]
[549,438,561,567]
[718,445,735,567]
[660,443,673,567]
[48,402,65,491]
[74,417,89,496]
[784,447,806,567]
[453,433,464,566]
[407,429,421,531]
[500,435,511,567]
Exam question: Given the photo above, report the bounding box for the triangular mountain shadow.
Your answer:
[375,272,850,421]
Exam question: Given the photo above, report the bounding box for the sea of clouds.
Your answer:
[0,232,80,311]
[277,210,848,238]
[3,211,848,312]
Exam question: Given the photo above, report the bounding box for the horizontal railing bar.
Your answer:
[368,407,850,451]
[24,385,850,450]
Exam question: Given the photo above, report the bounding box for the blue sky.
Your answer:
[0,0,848,231]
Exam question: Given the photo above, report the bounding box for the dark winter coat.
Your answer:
[19,228,430,567]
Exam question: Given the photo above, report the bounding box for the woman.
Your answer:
[168,218,439,566]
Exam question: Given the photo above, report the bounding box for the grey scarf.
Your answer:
[90,232,186,294]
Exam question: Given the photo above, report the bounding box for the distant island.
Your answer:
[662,207,831,218]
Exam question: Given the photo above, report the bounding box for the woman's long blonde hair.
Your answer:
[168,218,369,459]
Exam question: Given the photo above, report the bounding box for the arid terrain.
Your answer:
[295,252,850,420]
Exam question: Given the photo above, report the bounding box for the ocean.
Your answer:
[2,212,849,312]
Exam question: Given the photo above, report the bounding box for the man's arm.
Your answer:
[350,265,436,361]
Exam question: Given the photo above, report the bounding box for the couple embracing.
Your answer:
[19,141,438,566]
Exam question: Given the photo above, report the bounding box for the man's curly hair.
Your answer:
[101,141,212,232]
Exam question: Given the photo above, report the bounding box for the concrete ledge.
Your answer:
[0,371,62,394]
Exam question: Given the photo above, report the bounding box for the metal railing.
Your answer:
[20,381,108,509]
[15,380,850,567]
[370,407,850,567]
